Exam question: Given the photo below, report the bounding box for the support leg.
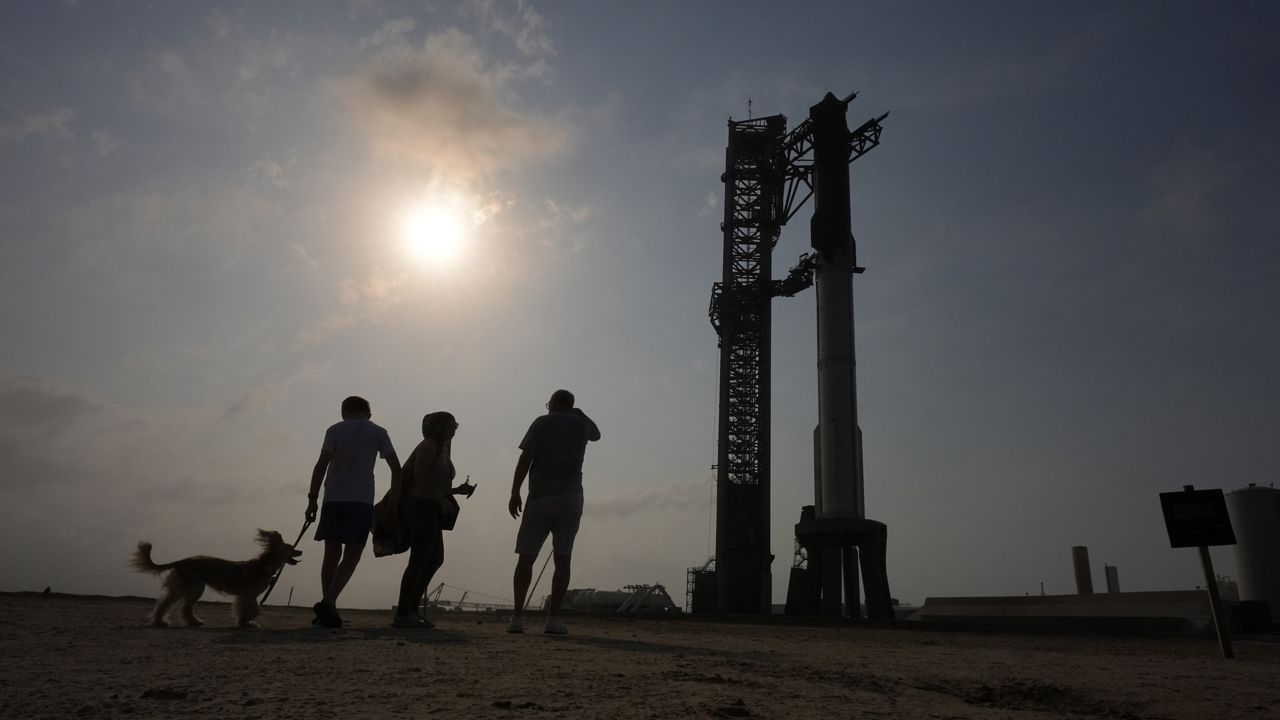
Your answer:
[843,546,861,620]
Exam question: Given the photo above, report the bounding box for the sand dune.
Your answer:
[2,592,1277,719]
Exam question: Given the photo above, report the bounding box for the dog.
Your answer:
[131,529,302,628]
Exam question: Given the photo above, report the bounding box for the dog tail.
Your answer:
[130,542,175,574]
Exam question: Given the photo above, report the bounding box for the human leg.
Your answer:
[512,554,536,615]
[543,493,583,634]
[320,540,342,597]
[325,542,364,605]
[396,499,441,620]
[411,529,444,613]
[321,502,372,607]
[546,553,572,618]
[508,553,536,633]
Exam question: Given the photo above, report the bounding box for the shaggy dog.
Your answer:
[131,529,302,628]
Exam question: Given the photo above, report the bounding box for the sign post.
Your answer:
[1159,484,1237,659]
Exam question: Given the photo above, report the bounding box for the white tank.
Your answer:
[1224,484,1280,618]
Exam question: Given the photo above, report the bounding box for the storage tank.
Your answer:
[1224,484,1280,619]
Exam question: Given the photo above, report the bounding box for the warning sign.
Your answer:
[1159,488,1236,548]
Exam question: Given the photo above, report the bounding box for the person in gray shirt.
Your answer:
[507,389,600,635]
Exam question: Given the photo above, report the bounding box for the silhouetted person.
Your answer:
[389,411,474,628]
[306,395,400,628]
[507,389,600,634]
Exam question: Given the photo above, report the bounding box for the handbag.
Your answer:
[371,445,429,558]
[440,495,460,531]
[371,490,410,557]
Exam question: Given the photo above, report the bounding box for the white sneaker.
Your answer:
[544,617,568,635]
[506,616,525,634]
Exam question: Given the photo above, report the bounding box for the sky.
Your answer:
[1,1,1277,612]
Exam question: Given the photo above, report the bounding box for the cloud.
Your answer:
[586,479,708,520]
[130,51,202,113]
[247,156,294,188]
[338,27,566,181]
[0,108,74,144]
[358,17,415,51]
[464,0,556,59]
[207,9,231,40]
[0,373,99,436]
[222,384,285,419]
[296,269,408,346]
[531,199,593,254]
[90,131,123,156]
[698,190,719,217]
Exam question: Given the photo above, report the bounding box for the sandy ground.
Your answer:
[1,593,1278,719]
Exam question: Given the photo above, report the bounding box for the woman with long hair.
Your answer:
[390,411,474,628]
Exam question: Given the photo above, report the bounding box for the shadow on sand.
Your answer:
[558,633,762,659]
[211,626,467,646]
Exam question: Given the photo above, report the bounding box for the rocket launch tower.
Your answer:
[702,92,892,619]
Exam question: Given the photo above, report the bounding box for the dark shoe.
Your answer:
[391,614,424,629]
[313,600,343,629]
[417,615,435,629]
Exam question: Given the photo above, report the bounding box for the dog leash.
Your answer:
[260,518,312,607]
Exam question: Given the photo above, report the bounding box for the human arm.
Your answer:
[509,449,533,518]
[384,449,402,500]
[572,408,601,441]
[306,449,334,522]
[452,475,476,498]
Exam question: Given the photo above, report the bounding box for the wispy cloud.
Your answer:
[247,156,295,189]
[586,479,708,520]
[0,108,74,144]
[90,130,122,156]
[296,269,408,346]
[465,0,556,60]
[338,25,566,181]
[0,373,99,436]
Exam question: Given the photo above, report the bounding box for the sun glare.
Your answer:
[401,201,469,266]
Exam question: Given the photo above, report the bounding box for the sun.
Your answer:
[401,201,469,266]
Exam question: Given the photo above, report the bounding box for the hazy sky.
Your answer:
[1,1,1277,611]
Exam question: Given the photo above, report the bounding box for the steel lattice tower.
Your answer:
[708,116,787,614]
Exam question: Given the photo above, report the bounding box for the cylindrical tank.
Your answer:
[1072,546,1093,594]
[1225,484,1280,618]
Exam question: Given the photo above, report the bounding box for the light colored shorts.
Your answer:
[515,491,584,556]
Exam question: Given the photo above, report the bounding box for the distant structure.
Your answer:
[556,585,678,614]
[698,92,892,619]
[1072,546,1094,594]
[1104,565,1120,594]
[1224,484,1280,619]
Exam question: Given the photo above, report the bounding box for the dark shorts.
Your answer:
[315,501,373,545]
[515,491,584,556]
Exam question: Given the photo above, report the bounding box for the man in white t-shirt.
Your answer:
[305,396,400,628]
